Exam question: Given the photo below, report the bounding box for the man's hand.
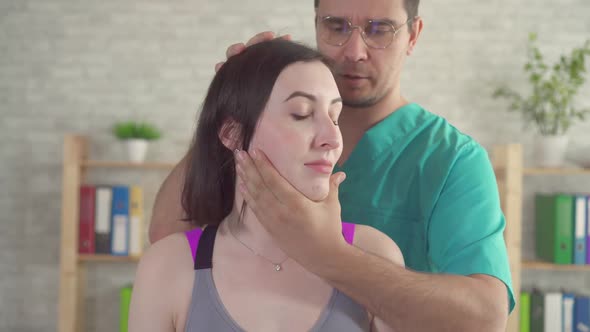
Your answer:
[214,32,292,72]
[234,148,348,269]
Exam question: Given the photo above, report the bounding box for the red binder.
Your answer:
[79,185,96,254]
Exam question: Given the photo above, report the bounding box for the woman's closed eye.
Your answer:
[291,113,312,121]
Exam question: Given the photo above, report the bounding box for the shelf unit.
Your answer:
[492,144,523,332]
[523,167,590,175]
[57,134,174,332]
[58,136,585,332]
[521,164,590,274]
[493,145,590,332]
[522,260,590,271]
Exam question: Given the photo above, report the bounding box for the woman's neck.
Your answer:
[222,200,288,264]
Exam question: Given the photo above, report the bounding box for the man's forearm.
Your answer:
[314,246,507,332]
[149,155,193,243]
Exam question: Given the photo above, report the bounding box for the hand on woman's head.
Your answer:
[215,32,292,72]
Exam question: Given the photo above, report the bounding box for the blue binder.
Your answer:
[110,186,130,256]
[575,296,589,332]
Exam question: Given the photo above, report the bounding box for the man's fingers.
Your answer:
[235,150,266,202]
[214,61,225,73]
[250,149,301,204]
[246,31,276,47]
[278,34,292,41]
[226,43,246,59]
[218,33,292,73]
[236,151,286,232]
[237,178,258,213]
[326,172,346,204]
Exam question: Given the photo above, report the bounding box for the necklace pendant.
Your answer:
[274,264,282,271]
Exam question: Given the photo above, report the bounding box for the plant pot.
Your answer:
[126,139,148,163]
[533,134,569,168]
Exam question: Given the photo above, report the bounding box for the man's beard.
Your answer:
[342,95,380,109]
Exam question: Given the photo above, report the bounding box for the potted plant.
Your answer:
[113,121,161,163]
[493,33,590,167]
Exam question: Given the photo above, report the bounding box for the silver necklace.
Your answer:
[228,225,289,272]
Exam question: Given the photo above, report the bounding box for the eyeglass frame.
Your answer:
[316,15,415,49]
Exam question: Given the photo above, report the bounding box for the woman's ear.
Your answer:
[218,119,242,150]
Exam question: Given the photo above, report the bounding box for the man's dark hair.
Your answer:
[314,0,420,26]
[181,39,330,227]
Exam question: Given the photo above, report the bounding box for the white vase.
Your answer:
[533,134,569,168]
[126,139,148,163]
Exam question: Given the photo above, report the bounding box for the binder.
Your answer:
[574,295,589,332]
[535,194,574,264]
[111,186,130,256]
[563,293,575,332]
[95,186,113,254]
[574,196,587,265]
[530,290,545,332]
[120,284,133,332]
[520,291,531,332]
[545,292,562,332]
[79,185,96,254]
[129,186,144,257]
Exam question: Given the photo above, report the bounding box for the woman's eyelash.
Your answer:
[291,114,311,120]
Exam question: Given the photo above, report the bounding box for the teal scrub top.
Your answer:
[334,103,515,312]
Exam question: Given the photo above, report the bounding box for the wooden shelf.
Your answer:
[522,260,590,271]
[58,138,526,332]
[524,167,590,175]
[82,160,176,170]
[78,254,140,263]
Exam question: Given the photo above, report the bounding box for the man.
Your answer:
[150,0,514,331]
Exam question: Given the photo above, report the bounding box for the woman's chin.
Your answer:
[301,184,330,202]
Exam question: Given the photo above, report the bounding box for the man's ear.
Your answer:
[407,16,424,56]
[218,119,242,150]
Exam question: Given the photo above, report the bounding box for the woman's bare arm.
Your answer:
[353,225,404,332]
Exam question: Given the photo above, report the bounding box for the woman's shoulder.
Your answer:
[137,231,194,279]
[350,224,405,267]
[130,232,196,331]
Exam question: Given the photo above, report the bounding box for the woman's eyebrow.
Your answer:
[284,91,343,105]
[284,91,316,102]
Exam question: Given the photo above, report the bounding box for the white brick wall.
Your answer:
[0,0,589,330]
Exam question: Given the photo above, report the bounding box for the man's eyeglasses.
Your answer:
[317,16,413,49]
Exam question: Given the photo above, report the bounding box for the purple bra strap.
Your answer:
[187,223,355,261]
[185,228,204,261]
[342,222,355,245]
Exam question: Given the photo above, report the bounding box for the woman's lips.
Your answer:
[304,161,333,174]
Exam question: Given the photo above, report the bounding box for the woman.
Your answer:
[129,39,403,332]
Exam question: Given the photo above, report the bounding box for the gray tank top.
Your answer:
[183,223,370,331]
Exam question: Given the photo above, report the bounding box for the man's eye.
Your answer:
[366,22,392,35]
[329,24,347,32]
[325,19,349,32]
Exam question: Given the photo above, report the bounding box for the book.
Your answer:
[520,291,531,332]
[563,293,575,332]
[587,196,590,264]
[95,186,113,254]
[574,196,587,265]
[530,290,545,332]
[79,185,96,254]
[111,186,130,256]
[120,284,132,332]
[545,292,563,332]
[535,194,574,264]
[129,186,144,257]
[574,295,590,332]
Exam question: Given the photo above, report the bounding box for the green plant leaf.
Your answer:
[493,34,590,135]
[113,121,162,141]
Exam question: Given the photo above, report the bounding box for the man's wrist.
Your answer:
[310,240,364,281]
